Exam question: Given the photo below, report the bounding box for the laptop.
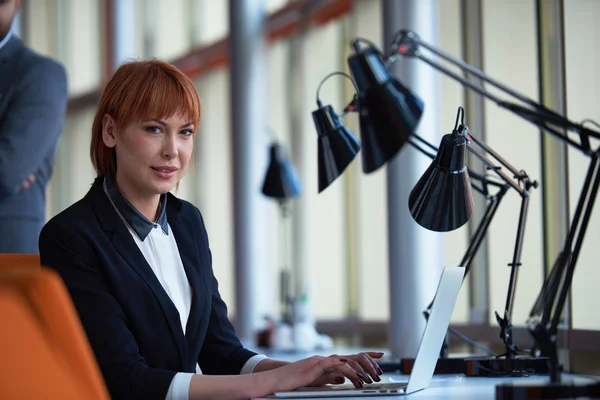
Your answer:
[270,266,465,398]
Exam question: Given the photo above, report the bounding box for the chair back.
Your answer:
[0,253,40,270]
[0,268,110,400]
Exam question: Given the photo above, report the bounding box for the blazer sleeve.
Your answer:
[0,59,68,196]
[196,209,257,375]
[39,221,177,400]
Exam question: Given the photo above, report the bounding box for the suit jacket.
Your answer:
[0,35,68,253]
[39,178,256,400]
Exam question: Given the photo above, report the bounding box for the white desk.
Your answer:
[250,348,599,399]
[252,373,598,399]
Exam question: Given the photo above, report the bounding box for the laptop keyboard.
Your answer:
[295,382,408,392]
[362,383,408,390]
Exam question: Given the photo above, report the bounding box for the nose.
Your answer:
[162,134,178,159]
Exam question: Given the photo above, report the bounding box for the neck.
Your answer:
[114,175,161,222]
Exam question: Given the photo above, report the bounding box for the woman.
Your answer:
[38,59,384,400]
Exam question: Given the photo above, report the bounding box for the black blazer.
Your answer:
[39,178,256,400]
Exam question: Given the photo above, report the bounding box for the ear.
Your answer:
[102,114,117,148]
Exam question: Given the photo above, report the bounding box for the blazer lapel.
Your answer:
[86,178,188,370]
[167,197,204,366]
[0,37,24,108]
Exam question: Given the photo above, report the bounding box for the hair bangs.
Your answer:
[112,60,201,131]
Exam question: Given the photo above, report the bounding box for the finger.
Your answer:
[364,352,386,375]
[331,356,368,384]
[347,358,372,384]
[362,353,385,378]
[21,180,30,189]
[365,351,385,359]
[347,353,381,383]
[28,174,36,183]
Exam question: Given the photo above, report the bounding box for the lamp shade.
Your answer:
[408,133,474,232]
[312,104,361,193]
[261,143,302,199]
[347,45,424,173]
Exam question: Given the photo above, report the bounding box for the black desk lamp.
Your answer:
[407,107,544,376]
[311,70,541,374]
[370,29,600,398]
[311,65,423,193]
[311,73,361,193]
[261,139,301,326]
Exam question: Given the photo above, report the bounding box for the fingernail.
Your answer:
[377,352,385,355]
[374,375,381,382]
[378,367,384,375]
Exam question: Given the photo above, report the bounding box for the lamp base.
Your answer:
[496,379,600,399]
[396,355,551,377]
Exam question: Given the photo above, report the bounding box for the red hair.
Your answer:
[90,59,201,177]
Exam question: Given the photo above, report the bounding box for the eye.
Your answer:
[145,126,162,134]
[180,129,194,136]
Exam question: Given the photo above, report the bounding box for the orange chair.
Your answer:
[0,268,110,400]
[0,253,40,270]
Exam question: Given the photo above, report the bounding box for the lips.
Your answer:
[151,166,178,179]
[151,166,178,173]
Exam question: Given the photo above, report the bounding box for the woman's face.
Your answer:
[103,113,195,201]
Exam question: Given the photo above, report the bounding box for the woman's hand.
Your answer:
[306,352,385,387]
[266,356,351,393]
[266,352,385,394]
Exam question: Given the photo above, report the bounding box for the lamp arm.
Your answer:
[407,138,437,160]
[494,193,531,357]
[466,145,525,195]
[391,30,539,108]
[387,30,600,153]
[457,126,535,357]
[464,129,538,197]
[459,185,508,277]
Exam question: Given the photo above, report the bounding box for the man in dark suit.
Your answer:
[0,0,68,253]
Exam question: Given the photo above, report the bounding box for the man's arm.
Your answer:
[0,59,68,195]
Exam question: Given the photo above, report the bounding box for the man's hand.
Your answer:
[20,173,36,190]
